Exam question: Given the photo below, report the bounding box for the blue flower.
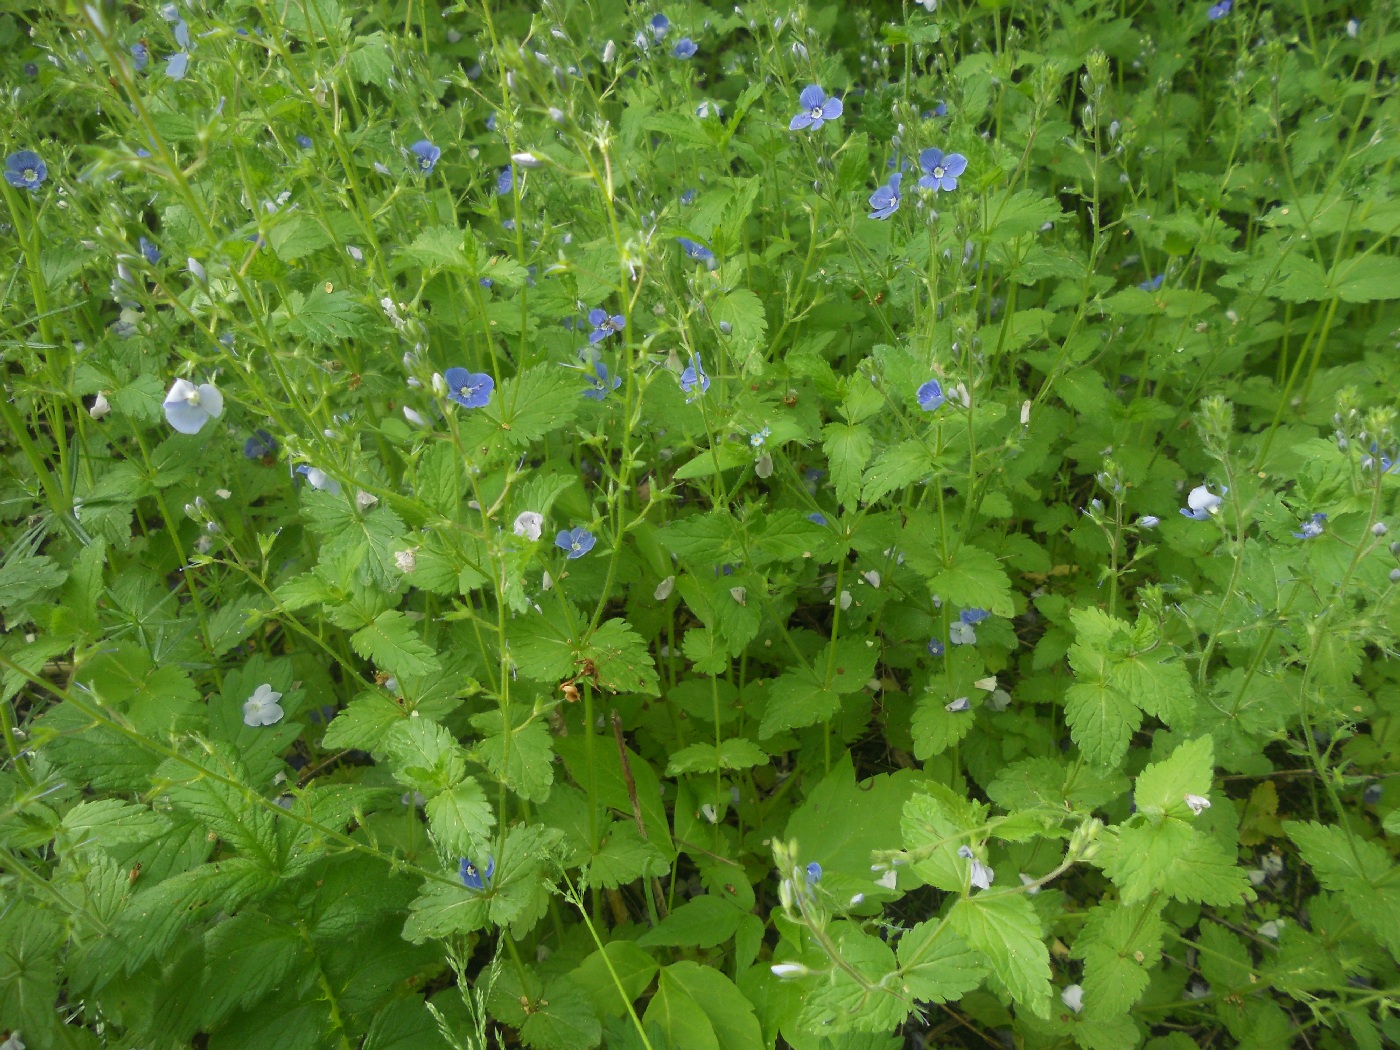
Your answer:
[931,100,948,118]
[918,148,967,192]
[5,151,47,192]
[1138,515,1160,528]
[588,307,626,343]
[917,379,945,411]
[444,367,494,408]
[649,13,670,38]
[677,237,716,267]
[805,861,822,884]
[244,429,278,460]
[790,84,843,131]
[927,638,945,657]
[582,360,621,400]
[949,622,976,646]
[131,42,149,71]
[679,353,710,399]
[680,188,697,205]
[496,166,513,195]
[485,112,497,132]
[139,237,161,264]
[410,139,441,175]
[1293,512,1327,540]
[173,18,190,48]
[672,38,697,58]
[295,134,313,149]
[163,378,223,434]
[556,527,597,559]
[960,608,990,625]
[868,172,902,220]
[807,512,829,526]
[750,426,771,449]
[459,856,494,891]
[1138,273,1165,292]
[1208,0,1232,18]
[166,51,190,80]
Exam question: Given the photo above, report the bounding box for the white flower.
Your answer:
[838,589,852,610]
[511,151,542,167]
[513,511,544,541]
[1184,485,1223,519]
[542,571,553,591]
[1061,984,1084,1013]
[163,378,224,435]
[770,963,807,978]
[403,405,426,426]
[875,869,897,889]
[242,683,285,727]
[861,570,881,588]
[973,676,997,691]
[394,549,417,573]
[1019,872,1041,895]
[700,803,718,824]
[1258,919,1284,939]
[602,39,617,63]
[655,575,675,600]
[1184,793,1211,815]
[730,587,746,605]
[957,845,994,889]
[90,391,111,419]
[355,489,378,511]
[849,893,864,906]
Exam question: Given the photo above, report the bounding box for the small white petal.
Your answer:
[1061,984,1084,1013]
[1184,793,1211,815]
[654,575,675,600]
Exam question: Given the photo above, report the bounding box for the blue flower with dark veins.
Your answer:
[1208,0,1232,19]
[444,367,494,409]
[459,856,495,891]
[918,148,967,192]
[556,527,597,559]
[409,139,441,175]
[5,151,47,192]
[679,353,710,400]
[1293,512,1326,540]
[960,608,990,625]
[790,84,843,131]
[868,172,902,220]
[588,307,626,343]
[917,379,945,411]
[582,360,622,400]
[807,512,828,526]
[676,237,716,267]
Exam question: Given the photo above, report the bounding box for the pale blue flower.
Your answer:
[163,378,223,434]
[556,527,596,558]
[918,148,967,192]
[868,172,902,219]
[582,360,621,400]
[409,139,441,175]
[4,151,47,192]
[677,237,716,267]
[1293,512,1326,540]
[444,367,494,408]
[917,379,945,411]
[790,85,843,131]
[672,38,697,58]
[1180,485,1222,520]
[679,353,709,399]
[166,51,189,80]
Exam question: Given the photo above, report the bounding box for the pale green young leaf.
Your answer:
[662,962,765,1050]
[1064,681,1141,767]
[901,786,988,892]
[570,942,659,1019]
[1104,820,1252,907]
[384,718,467,795]
[1071,899,1164,1018]
[798,923,910,1033]
[1134,736,1214,818]
[759,667,840,737]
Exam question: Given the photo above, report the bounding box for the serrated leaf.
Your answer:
[350,611,441,679]
[759,666,840,737]
[862,440,934,503]
[1105,820,1253,907]
[471,710,555,803]
[948,892,1052,1019]
[924,547,1014,618]
[425,778,495,858]
[1286,821,1400,957]
[1064,681,1141,767]
[897,921,986,1004]
[321,691,407,752]
[385,718,466,795]
[822,422,873,510]
[278,286,367,344]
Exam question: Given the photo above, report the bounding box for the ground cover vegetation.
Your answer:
[2,0,1400,1046]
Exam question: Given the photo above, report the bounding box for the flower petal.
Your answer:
[798,84,826,109]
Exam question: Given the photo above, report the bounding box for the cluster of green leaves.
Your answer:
[2,0,1400,1048]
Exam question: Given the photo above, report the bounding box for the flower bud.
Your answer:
[90,392,111,419]
[394,549,417,573]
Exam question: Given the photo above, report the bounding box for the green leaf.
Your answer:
[661,962,764,1050]
[637,896,745,949]
[897,921,986,1004]
[642,965,720,1050]
[586,619,661,696]
[947,892,1052,1019]
[425,778,496,858]
[570,942,659,1020]
[666,738,766,776]
[861,440,933,503]
[463,365,579,449]
[1286,821,1400,957]
[519,977,603,1050]
[925,547,1015,618]
[799,923,910,1033]
[1104,820,1252,907]
[1064,681,1141,767]
[672,443,751,480]
[351,611,442,679]
[759,666,840,737]
[785,754,921,884]
[711,289,768,374]
[321,691,407,752]
[277,286,367,344]
[589,822,669,888]
[1329,255,1400,302]
[1134,736,1214,818]
[901,786,988,892]
[1071,900,1164,1018]
[385,718,467,795]
[396,225,472,273]
[472,710,555,803]
[822,422,874,510]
